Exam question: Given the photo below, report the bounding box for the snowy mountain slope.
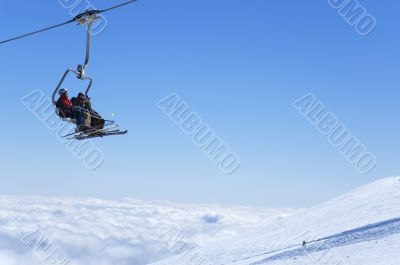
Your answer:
[1,177,398,265]
[249,217,400,265]
[239,232,400,265]
[151,176,400,265]
[0,196,297,265]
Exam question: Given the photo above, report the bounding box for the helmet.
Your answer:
[59,88,68,95]
[77,92,86,100]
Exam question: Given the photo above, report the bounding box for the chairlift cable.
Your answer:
[0,0,138,45]
[0,20,75,45]
[98,0,137,14]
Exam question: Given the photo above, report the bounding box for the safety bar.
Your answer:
[52,68,93,105]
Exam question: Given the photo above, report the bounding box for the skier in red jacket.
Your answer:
[56,88,75,119]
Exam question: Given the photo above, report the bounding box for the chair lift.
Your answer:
[51,11,127,140]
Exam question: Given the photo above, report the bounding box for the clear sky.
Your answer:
[0,0,399,207]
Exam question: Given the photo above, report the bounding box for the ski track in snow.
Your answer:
[251,216,400,264]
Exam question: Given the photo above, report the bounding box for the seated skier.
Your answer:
[72,92,92,132]
[72,92,105,132]
[56,88,75,119]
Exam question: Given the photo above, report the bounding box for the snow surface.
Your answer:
[1,176,399,265]
[0,196,296,265]
[151,176,400,265]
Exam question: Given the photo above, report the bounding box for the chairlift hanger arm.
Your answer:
[84,22,92,67]
[76,21,93,80]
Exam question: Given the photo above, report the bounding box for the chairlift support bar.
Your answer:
[52,11,99,104]
[75,10,100,79]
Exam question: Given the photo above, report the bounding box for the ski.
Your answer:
[74,130,128,140]
[64,124,120,140]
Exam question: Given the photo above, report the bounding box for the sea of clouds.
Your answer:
[0,196,297,265]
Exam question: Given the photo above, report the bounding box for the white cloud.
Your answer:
[0,196,296,265]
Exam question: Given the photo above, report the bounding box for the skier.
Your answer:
[72,92,105,132]
[56,88,75,119]
[73,92,92,132]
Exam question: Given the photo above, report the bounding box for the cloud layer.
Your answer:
[0,196,296,265]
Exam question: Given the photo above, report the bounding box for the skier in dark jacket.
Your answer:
[72,92,92,132]
[73,92,105,132]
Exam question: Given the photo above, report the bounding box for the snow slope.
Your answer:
[151,176,400,265]
[0,196,296,265]
[1,176,399,265]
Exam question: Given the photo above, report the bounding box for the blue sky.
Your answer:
[0,0,399,207]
